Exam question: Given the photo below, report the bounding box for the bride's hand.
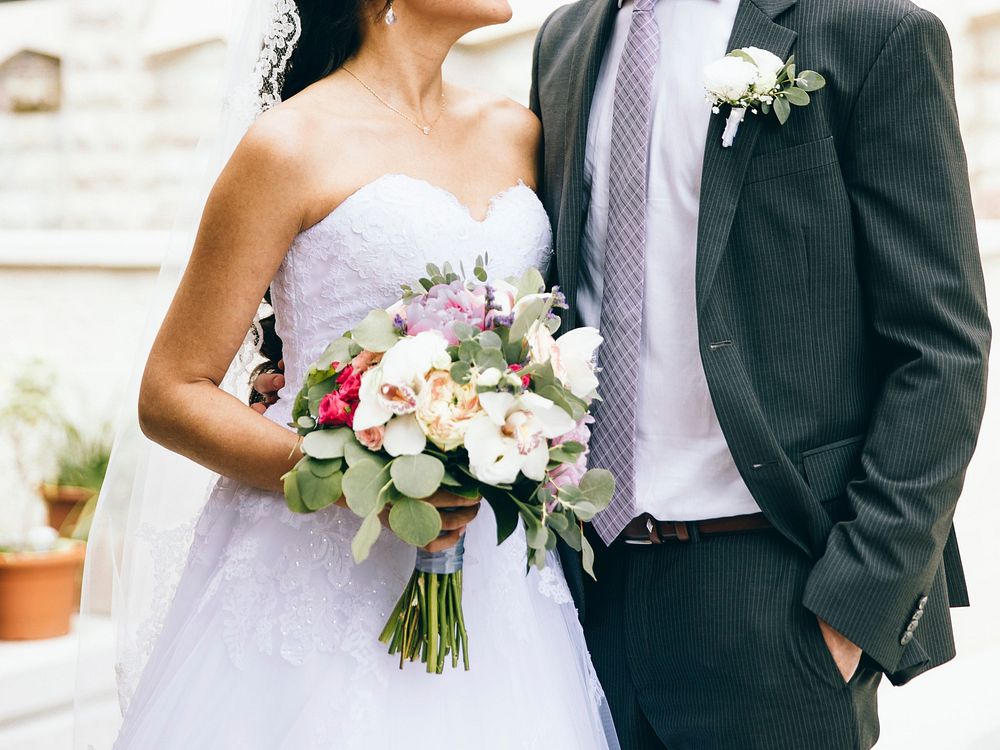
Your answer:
[390,490,481,553]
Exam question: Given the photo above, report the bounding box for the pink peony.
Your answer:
[318,392,355,427]
[355,425,386,451]
[405,281,488,346]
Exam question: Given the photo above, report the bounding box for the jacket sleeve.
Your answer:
[802,8,991,677]
[529,15,562,294]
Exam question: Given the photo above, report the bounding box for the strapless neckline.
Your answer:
[302,173,536,235]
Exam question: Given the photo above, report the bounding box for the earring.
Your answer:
[385,1,397,25]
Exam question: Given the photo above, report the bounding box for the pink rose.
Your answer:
[318,392,354,427]
[336,365,362,402]
[350,350,380,374]
[355,425,386,452]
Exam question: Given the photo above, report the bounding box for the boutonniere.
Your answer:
[703,47,826,148]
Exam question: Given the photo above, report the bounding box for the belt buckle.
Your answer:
[623,516,660,545]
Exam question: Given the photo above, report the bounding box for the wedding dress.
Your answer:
[111,173,617,750]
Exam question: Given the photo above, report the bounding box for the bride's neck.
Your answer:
[346,16,462,120]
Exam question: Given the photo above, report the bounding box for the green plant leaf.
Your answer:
[478,330,503,349]
[317,337,357,370]
[389,454,445,499]
[526,520,548,550]
[582,534,596,580]
[302,428,354,460]
[481,485,519,545]
[343,460,393,517]
[351,309,400,352]
[773,95,791,124]
[508,298,546,343]
[548,441,586,464]
[344,438,384,468]
[547,512,569,532]
[283,471,309,513]
[451,361,472,384]
[305,457,342,478]
[307,378,338,414]
[783,86,810,106]
[797,70,826,92]
[570,500,599,521]
[297,470,343,512]
[388,499,442,546]
[556,518,583,552]
[351,512,383,563]
[579,468,616,511]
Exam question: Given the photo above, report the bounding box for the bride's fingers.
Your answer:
[439,505,479,531]
[422,529,465,553]
[425,490,480,508]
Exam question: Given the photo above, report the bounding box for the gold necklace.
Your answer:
[342,67,446,136]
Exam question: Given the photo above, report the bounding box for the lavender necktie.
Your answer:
[590,0,660,546]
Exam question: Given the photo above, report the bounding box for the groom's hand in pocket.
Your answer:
[817,616,863,682]
[377,491,481,553]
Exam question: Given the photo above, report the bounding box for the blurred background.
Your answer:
[0,0,996,747]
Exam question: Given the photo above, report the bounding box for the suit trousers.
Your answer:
[583,525,882,749]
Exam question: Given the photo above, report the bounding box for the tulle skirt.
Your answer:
[112,464,618,749]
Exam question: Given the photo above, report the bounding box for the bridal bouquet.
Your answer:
[281,257,614,673]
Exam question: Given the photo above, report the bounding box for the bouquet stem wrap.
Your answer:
[379,535,469,673]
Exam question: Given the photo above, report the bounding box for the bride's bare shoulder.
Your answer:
[449,85,540,148]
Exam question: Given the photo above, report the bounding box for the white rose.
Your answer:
[742,46,784,94]
[703,56,758,103]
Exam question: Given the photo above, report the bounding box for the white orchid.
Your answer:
[464,391,576,485]
[526,321,603,402]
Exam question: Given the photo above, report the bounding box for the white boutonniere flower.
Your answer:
[703,47,826,148]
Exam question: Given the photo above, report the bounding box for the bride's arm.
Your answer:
[138,113,310,493]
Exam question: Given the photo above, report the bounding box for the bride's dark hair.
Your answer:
[281,0,392,100]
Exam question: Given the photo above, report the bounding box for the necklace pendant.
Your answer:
[422,126,431,135]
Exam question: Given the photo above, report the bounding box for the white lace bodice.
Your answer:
[269,173,553,406]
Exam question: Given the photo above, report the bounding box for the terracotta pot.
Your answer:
[40,484,94,536]
[0,541,87,640]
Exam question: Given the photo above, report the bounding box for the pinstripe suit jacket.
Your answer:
[530,0,991,686]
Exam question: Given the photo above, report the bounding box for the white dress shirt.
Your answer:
[579,0,762,521]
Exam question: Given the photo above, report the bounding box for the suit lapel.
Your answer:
[556,0,619,314]
[695,0,797,312]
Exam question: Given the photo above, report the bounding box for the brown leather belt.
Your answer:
[621,510,775,544]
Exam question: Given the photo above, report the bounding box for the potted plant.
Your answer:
[41,425,111,536]
[0,365,88,639]
[0,527,87,639]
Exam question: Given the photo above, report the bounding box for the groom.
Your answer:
[530,0,991,747]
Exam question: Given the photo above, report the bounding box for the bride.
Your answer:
[108,0,618,748]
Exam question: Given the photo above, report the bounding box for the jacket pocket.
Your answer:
[746,135,838,185]
[800,434,865,503]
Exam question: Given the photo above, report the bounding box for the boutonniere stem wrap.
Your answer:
[703,47,826,147]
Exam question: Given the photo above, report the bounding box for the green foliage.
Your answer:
[343,460,393,517]
[53,425,112,492]
[390,454,445,499]
[352,309,400,352]
[388,498,442,547]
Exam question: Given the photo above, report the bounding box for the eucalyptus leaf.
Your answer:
[302,428,354,460]
[297,416,316,430]
[351,512,383,563]
[526,521,548,550]
[783,87,810,106]
[579,468,616,510]
[571,501,599,521]
[297,469,343,512]
[318,337,357,370]
[452,322,478,341]
[343,460,393,517]
[451,361,472,384]
[478,330,503,350]
[283,470,309,513]
[547,512,569,532]
[797,70,826,92]
[556,519,583,552]
[351,309,400,352]
[344,438,385,468]
[307,378,337,413]
[773,95,791,124]
[389,454,445,499]
[306,457,342,478]
[545,528,558,551]
[508,298,546,343]
[388,499,442,546]
[582,535,597,580]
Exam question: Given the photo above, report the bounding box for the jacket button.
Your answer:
[901,631,914,646]
[918,596,928,609]
[906,620,919,632]
[913,609,924,622]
